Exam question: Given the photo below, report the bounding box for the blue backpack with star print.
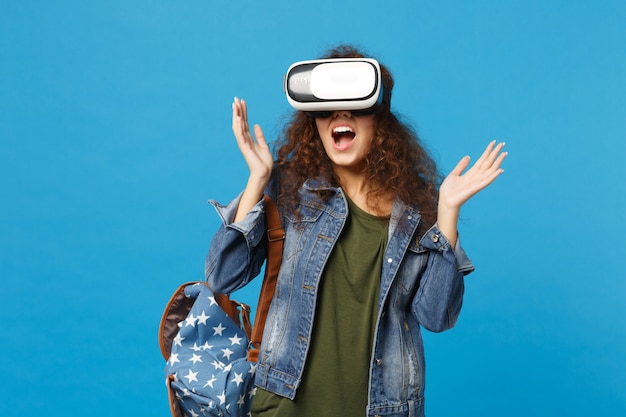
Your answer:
[159,197,284,417]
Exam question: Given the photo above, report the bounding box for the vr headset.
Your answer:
[284,58,388,117]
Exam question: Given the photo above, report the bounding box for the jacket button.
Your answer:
[431,234,439,243]
[375,358,382,366]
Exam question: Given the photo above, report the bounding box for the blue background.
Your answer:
[1,1,624,416]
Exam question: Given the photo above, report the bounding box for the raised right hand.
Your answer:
[232,97,273,184]
[231,97,274,222]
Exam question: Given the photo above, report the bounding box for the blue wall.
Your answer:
[1,1,624,415]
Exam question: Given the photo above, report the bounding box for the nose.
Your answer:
[332,110,352,118]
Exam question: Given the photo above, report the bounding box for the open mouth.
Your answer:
[332,126,356,149]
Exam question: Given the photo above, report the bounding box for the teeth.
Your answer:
[332,126,354,134]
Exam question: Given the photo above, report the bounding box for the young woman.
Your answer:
[205,45,507,417]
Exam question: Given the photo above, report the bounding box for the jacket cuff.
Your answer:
[419,223,475,275]
[208,192,267,248]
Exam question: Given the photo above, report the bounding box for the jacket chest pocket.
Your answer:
[282,204,324,261]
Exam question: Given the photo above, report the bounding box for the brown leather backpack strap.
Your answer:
[215,293,253,341]
[166,374,184,417]
[159,282,197,360]
[248,195,284,361]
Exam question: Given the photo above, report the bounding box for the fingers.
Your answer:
[232,97,248,135]
[492,147,507,173]
[230,98,272,176]
[232,97,244,139]
[239,97,250,133]
[475,140,507,171]
[476,140,496,162]
[439,140,508,210]
[233,98,268,146]
[253,124,268,149]
[476,141,507,188]
[232,97,257,152]
[450,155,471,176]
[487,141,506,169]
[459,140,507,192]
[451,140,506,179]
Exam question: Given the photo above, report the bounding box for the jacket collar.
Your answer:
[302,177,338,192]
[302,178,423,219]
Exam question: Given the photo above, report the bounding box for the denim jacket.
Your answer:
[205,178,474,417]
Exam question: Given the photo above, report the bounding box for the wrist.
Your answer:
[437,202,460,218]
[246,175,270,193]
[436,203,459,247]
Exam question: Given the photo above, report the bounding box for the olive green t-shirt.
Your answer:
[252,196,389,417]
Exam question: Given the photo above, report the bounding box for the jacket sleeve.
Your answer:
[412,223,475,333]
[204,192,269,294]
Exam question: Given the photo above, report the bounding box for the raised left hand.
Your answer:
[439,140,508,213]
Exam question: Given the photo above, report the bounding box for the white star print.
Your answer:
[196,311,210,325]
[173,333,184,347]
[231,372,244,387]
[168,353,180,366]
[221,348,234,360]
[184,369,198,383]
[213,323,226,336]
[165,285,264,414]
[228,334,243,345]
[203,374,217,388]
[248,363,257,375]
[185,313,197,327]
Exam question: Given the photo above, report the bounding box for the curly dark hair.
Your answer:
[275,45,441,228]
